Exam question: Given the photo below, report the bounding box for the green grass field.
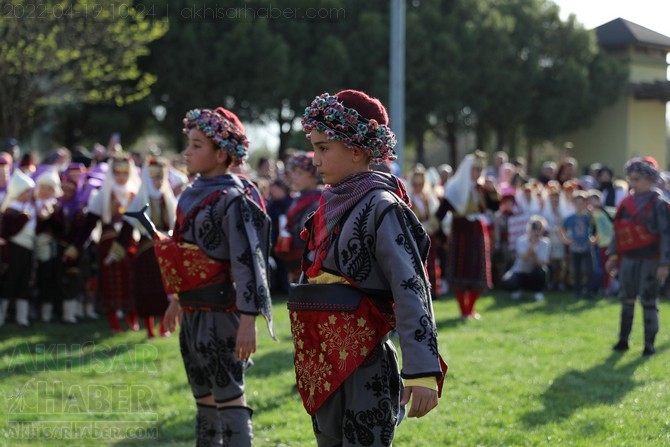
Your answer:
[1,291,669,446]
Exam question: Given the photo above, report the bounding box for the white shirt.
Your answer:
[510,234,550,273]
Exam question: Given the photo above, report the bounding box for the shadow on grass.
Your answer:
[520,342,668,426]
[0,320,162,378]
[482,289,616,317]
[247,346,295,378]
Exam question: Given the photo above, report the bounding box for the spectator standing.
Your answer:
[560,190,595,298]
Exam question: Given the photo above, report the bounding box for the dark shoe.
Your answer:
[642,347,656,356]
[612,341,629,351]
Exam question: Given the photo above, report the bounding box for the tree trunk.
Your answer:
[277,118,291,161]
[495,127,506,152]
[415,127,425,166]
[446,121,457,166]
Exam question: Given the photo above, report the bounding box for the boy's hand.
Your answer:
[657,265,669,284]
[164,299,182,333]
[400,386,438,418]
[236,314,257,361]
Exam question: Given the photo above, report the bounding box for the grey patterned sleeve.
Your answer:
[225,195,275,337]
[374,201,442,379]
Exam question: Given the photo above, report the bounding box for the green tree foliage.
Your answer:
[141,0,385,158]
[0,0,167,140]
[3,0,628,165]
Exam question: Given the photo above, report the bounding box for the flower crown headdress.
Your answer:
[301,92,397,164]
[624,157,660,181]
[182,108,249,166]
[287,151,320,180]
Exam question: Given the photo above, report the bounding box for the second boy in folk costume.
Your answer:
[606,157,670,356]
[293,90,446,446]
[160,107,275,446]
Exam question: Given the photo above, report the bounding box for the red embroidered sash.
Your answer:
[288,285,394,415]
[614,196,659,253]
[152,232,229,295]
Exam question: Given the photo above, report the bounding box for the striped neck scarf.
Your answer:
[306,170,409,277]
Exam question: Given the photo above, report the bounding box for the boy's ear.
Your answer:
[351,147,368,163]
[215,149,229,164]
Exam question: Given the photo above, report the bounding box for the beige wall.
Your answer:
[628,98,667,168]
[564,97,628,176]
[629,52,668,82]
[561,46,669,175]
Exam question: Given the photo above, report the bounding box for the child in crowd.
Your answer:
[275,151,322,283]
[606,157,670,356]
[58,177,92,323]
[67,155,141,333]
[560,190,595,298]
[265,178,293,294]
[408,165,443,294]
[541,181,567,290]
[162,107,275,446]
[121,156,176,339]
[293,90,446,446]
[492,192,516,287]
[501,215,550,301]
[0,170,36,327]
[34,169,64,323]
[587,189,614,296]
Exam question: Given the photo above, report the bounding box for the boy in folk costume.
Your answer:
[275,151,323,283]
[65,155,141,332]
[437,151,501,319]
[606,157,670,356]
[0,169,36,327]
[294,90,446,446]
[159,107,274,446]
[120,157,176,338]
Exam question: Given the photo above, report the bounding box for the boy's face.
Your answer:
[184,128,226,177]
[290,167,317,192]
[310,130,365,185]
[574,197,586,211]
[627,173,653,193]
